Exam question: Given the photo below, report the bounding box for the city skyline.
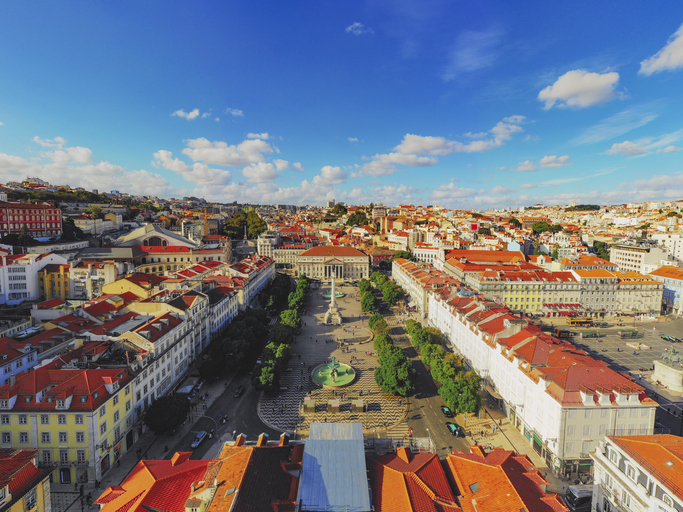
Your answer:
[1,1,683,207]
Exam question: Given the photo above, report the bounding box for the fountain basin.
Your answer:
[312,361,356,388]
[321,290,345,299]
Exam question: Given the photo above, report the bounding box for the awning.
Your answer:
[484,384,502,400]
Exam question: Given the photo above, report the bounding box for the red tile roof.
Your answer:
[446,447,568,512]
[0,449,51,508]
[299,246,368,258]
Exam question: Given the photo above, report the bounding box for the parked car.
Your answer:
[233,385,245,398]
[445,422,462,437]
[191,430,207,449]
[440,405,454,418]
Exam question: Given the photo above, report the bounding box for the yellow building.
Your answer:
[101,273,168,299]
[0,449,51,512]
[38,263,70,300]
[0,361,136,485]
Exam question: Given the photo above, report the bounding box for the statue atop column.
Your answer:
[324,273,343,325]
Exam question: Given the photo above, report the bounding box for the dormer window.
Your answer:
[80,396,88,403]
[46,396,53,403]
[24,396,32,403]
[57,399,66,409]
[0,400,8,409]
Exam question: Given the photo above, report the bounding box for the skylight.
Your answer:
[666,461,674,467]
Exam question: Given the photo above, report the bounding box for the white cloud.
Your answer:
[292,162,305,172]
[226,108,244,117]
[153,150,232,186]
[572,107,658,145]
[247,132,269,139]
[606,141,647,156]
[241,162,283,183]
[181,137,274,166]
[46,147,93,165]
[33,136,66,148]
[201,112,211,118]
[442,28,501,82]
[354,116,526,178]
[171,109,200,120]
[215,117,220,122]
[490,185,512,194]
[540,155,572,168]
[0,121,3,126]
[659,145,682,153]
[538,69,621,109]
[313,166,348,186]
[514,160,539,172]
[431,183,480,199]
[640,23,683,75]
[518,183,537,189]
[348,137,359,142]
[345,22,374,36]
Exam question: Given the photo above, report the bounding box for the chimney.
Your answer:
[279,432,290,446]
[257,432,269,447]
[171,452,191,466]
[396,446,412,463]
[234,433,247,447]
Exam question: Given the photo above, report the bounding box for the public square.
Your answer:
[257,281,407,435]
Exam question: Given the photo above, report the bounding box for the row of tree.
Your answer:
[405,319,481,414]
[252,275,310,391]
[370,271,404,304]
[373,332,416,396]
[368,312,388,334]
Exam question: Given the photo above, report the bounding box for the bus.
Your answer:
[567,317,593,327]
[580,330,603,338]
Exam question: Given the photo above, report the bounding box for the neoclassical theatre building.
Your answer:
[296,246,370,281]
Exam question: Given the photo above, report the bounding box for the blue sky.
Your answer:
[1,1,683,208]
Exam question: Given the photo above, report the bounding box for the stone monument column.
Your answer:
[330,274,336,307]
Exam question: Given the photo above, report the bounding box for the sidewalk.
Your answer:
[459,408,567,495]
[49,375,236,512]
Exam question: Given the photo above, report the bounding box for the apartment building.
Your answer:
[0,201,63,239]
[427,289,657,478]
[649,266,683,315]
[69,261,125,300]
[592,435,683,512]
[466,270,580,316]
[0,449,52,512]
[0,254,69,304]
[38,263,70,300]
[392,258,458,318]
[0,360,136,484]
[610,243,671,274]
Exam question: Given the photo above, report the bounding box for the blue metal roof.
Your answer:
[298,422,371,511]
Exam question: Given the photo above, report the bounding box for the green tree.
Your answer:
[477,227,492,236]
[371,316,388,334]
[438,375,481,414]
[509,218,521,228]
[253,360,278,391]
[143,395,191,435]
[279,309,301,330]
[532,221,552,234]
[370,271,387,285]
[86,205,103,219]
[60,217,85,241]
[361,291,378,312]
[270,323,294,345]
[382,283,403,304]
[551,246,559,260]
[373,332,394,352]
[405,319,421,337]
[345,210,369,226]
[358,278,372,294]
[392,250,414,261]
[17,224,36,246]
[374,344,415,396]
[330,203,348,216]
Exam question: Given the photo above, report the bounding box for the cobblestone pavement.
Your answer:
[257,282,407,434]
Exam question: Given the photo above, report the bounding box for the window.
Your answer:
[663,494,674,506]
[100,421,107,435]
[627,464,636,481]
[57,399,65,409]
[20,431,28,443]
[58,414,67,425]
[567,425,575,436]
[60,450,69,464]
[114,410,120,423]
[75,414,84,425]
[630,408,638,417]
[584,409,592,419]
[125,400,131,412]
[568,410,576,419]
[1,432,10,443]
[601,409,609,418]
[59,431,68,444]
[566,442,574,453]
[583,424,591,436]
[77,450,86,464]
[100,405,106,417]
[125,385,130,395]
[76,431,85,443]
[41,432,50,443]
[42,450,51,464]
[40,414,49,425]
[0,415,8,425]
[622,490,631,507]
[0,400,7,409]
[609,448,618,464]
[18,414,27,425]
[24,488,37,510]
[113,395,119,406]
